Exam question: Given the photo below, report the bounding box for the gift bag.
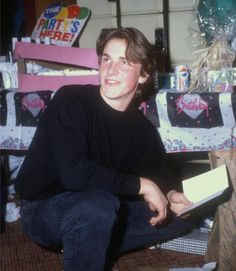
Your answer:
[205,149,236,270]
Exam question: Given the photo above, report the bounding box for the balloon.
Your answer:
[77,7,90,20]
[68,5,81,19]
[197,0,236,43]
[44,3,62,19]
[55,7,69,20]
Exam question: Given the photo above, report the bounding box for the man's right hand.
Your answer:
[139,177,168,226]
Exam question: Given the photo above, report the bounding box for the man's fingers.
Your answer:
[150,214,165,225]
[149,207,167,226]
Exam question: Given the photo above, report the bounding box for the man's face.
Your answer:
[99,38,148,110]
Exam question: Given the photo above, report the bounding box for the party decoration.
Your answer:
[44,4,62,19]
[31,3,91,47]
[77,7,90,20]
[68,5,81,18]
[197,0,236,44]
[55,7,69,20]
[189,0,236,92]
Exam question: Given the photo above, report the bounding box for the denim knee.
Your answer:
[61,189,120,232]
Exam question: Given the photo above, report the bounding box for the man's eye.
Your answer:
[101,56,109,63]
[120,59,128,65]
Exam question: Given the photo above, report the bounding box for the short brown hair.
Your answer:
[96,27,157,89]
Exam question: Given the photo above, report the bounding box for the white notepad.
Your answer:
[179,164,229,215]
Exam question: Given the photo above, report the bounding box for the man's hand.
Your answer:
[139,177,168,226]
[167,190,192,216]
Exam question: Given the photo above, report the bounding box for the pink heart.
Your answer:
[21,93,45,117]
[175,94,208,119]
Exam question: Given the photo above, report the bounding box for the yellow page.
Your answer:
[182,164,228,203]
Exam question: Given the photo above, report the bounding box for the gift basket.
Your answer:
[189,0,236,92]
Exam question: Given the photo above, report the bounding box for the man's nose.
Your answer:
[108,62,118,74]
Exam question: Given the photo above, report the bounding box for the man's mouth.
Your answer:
[106,78,120,85]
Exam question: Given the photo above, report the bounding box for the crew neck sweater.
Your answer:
[15,85,176,200]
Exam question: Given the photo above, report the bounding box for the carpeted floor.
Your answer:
[0,220,206,271]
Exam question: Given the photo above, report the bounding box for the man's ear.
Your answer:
[138,73,149,84]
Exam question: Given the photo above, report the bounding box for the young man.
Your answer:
[15,28,194,271]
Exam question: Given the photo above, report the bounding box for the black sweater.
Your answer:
[15,85,177,200]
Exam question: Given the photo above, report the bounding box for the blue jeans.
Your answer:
[20,189,197,271]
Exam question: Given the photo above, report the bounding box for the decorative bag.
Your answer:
[206,149,236,270]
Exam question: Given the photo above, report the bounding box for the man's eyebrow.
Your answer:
[101,53,127,60]
[101,53,110,57]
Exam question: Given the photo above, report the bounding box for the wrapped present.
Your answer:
[188,0,236,92]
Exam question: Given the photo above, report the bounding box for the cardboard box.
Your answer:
[14,42,99,92]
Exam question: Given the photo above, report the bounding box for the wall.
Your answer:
[76,0,199,69]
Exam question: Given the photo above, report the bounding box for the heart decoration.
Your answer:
[21,93,45,117]
[175,94,208,119]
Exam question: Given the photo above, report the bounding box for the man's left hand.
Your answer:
[167,190,192,216]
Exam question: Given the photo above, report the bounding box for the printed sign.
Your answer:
[31,3,90,46]
[0,90,53,150]
[166,93,223,128]
[155,92,236,153]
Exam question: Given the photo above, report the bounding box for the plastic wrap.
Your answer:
[189,0,236,92]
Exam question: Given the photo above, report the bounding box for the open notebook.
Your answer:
[179,164,229,216]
